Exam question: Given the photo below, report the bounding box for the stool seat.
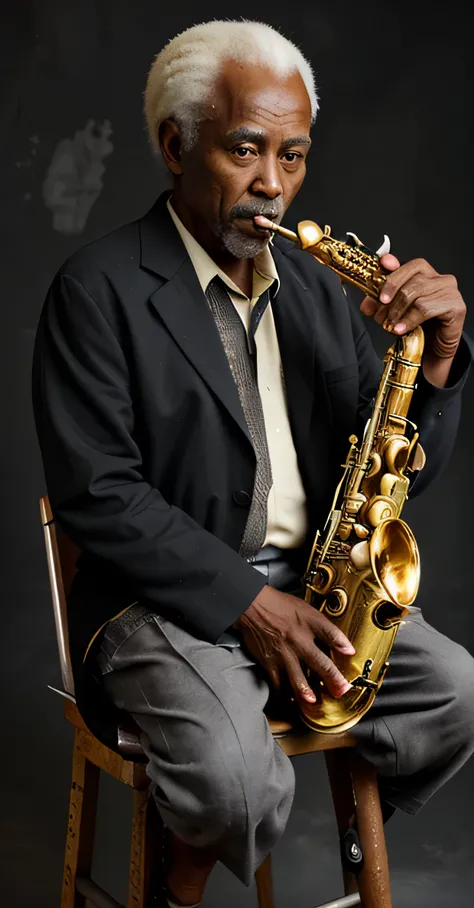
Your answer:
[114,706,357,759]
[67,697,356,760]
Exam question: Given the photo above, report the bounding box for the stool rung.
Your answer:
[313,893,360,908]
[76,876,124,908]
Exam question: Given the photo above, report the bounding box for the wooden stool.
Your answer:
[40,496,391,908]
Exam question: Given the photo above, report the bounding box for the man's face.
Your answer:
[171,60,312,258]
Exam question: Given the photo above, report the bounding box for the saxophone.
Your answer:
[259,217,426,733]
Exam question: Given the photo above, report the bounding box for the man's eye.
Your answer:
[232,147,255,158]
[282,152,301,163]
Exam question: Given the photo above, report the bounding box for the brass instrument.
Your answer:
[260,217,426,733]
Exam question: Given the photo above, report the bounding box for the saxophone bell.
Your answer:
[370,518,419,609]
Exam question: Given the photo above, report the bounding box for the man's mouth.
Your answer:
[230,212,280,235]
[229,202,281,222]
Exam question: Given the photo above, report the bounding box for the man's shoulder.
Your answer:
[57,217,141,290]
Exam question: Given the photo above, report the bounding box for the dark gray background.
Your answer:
[1,1,473,906]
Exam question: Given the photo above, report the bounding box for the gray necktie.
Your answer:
[206,277,273,558]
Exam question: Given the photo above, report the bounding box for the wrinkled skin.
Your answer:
[361,254,466,388]
[159,60,466,705]
[159,60,312,296]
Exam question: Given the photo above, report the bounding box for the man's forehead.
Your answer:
[208,59,312,131]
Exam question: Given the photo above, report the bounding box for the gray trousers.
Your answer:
[96,603,474,885]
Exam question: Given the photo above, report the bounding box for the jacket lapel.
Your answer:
[140,195,253,446]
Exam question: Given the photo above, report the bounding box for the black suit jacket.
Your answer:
[33,193,472,685]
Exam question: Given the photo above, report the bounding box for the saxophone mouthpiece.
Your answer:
[254,216,299,244]
[254,215,279,230]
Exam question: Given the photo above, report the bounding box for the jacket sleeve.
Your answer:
[32,272,266,643]
[347,293,473,498]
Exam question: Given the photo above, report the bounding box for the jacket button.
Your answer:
[233,490,251,507]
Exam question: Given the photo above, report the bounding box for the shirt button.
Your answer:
[233,490,251,507]
[437,411,443,417]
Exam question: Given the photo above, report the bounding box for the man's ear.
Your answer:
[159,119,183,175]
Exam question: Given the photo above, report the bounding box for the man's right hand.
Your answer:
[234,585,355,707]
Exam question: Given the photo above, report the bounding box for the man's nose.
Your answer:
[251,156,283,200]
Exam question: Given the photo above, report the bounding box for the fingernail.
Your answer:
[341,682,353,695]
[340,645,356,655]
[394,323,406,333]
[380,292,390,303]
[304,691,316,702]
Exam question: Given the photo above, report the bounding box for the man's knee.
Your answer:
[440,642,474,745]
[369,631,474,781]
[142,715,295,850]
[402,639,474,774]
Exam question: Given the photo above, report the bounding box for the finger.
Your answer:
[282,647,318,703]
[379,253,400,271]
[378,258,437,305]
[360,255,400,316]
[372,302,391,327]
[259,656,282,690]
[388,287,460,336]
[361,298,395,327]
[382,273,442,330]
[389,297,445,336]
[301,642,352,698]
[360,295,379,317]
[309,609,355,655]
[360,254,400,314]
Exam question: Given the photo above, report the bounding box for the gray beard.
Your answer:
[212,200,284,259]
[218,227,270,259]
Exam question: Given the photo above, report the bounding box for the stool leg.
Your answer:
[61,729,100,908]
[325,750,358,897]
[127,790,154,908]
[255,854,275,908]
[128,790,163,908]
[349,752,391,908]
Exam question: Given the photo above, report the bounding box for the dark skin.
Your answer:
[160,61,312,297]
[159,60,467,710]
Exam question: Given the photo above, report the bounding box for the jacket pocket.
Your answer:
[324,362,359,385]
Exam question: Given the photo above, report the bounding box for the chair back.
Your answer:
[39,496,80,697]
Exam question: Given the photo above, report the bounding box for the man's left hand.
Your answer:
[360,255,466,374]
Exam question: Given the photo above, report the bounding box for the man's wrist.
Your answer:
[422,349,457,389]
[233,584,271,630]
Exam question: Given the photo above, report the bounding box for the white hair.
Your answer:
[144,20,319,153]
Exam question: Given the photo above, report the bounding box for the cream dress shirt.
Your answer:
[167,199,308,550]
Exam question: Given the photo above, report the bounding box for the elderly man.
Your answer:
[33,20,473,908]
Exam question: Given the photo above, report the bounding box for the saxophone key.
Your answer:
[349,540,370,569]
[353,523,370,539]
[364,495,398,526]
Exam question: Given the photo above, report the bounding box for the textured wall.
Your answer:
[1,1,473,905]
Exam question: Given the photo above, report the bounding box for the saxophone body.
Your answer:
[259,217,427,733]
[303,324,425,733]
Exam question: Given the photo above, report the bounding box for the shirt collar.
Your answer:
[166,198,280,300]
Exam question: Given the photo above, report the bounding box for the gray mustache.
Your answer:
[229,201,283,221]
